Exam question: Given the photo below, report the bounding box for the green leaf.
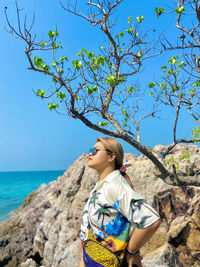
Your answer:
[37,89,45,98]
[34,57,50,71]
[92,85,99,91]
[51,42,62,49]
[189,88,197,95]
[179,151,190,160]
[60,93,66,99]
[134,32,139,38]
[57,68,63,74]
[167,69,173,75]
[106,75,118,87]
[34,57,43,68]
[40,89,45,97]
[60,56,68,62]
[159,83,167,89]
[165,157,176,165]
[126,27,133,34]
[193,80,200,87]
[115,34,118,39]
[57,92,66,99]
[40,42,47,47]
[86,85,98,95]
[172,84,180,92]
[77,51,83,58]
[127,86,135,93]
[52,77,58,83]
[72,60,82,70]
[192,126,200,139]
[48,102,58,111]
[118,76,125,83]
[88,51,94,59]
[48,102,59,111]
[37,89,41,95]
[119,32,124,38]
[122,108,127,115]
[155,7,164,18]
[52,60,59,67]
[86,86,92,95]
[176,163,180,170]
[80,48,87,53]
[137,16,144,23]
[43,64,50,71]
[75,95,81,100]
[149,82,155,88]
[137,51,143,58]
[52,103,58,109]
[168,56,179,65]
[178,93,185,97]
[48,103,53,111]
[128,16,132,24]
[175,69,181,73]
[161,65,167,72]
[48,30,59,38]
[148,92,154,96]
[99,121,108,127]
[176,6,185,15]
[177,61,186,67]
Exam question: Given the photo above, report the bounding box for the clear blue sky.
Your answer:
[0,0,198,171]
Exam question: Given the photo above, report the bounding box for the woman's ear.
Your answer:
[108,153,116,163]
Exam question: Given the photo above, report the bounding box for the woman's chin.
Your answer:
[87,160,93,168]
[87,160,97,171]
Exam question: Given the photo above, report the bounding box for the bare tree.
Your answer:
[4,0,200,186]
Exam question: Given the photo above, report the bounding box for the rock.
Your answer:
[153,186,200,266]
[20,259,38,267]
[0,145,200,267]
[153,144,200,177]
[142,243,179,267]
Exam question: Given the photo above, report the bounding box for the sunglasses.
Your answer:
[88,147,112,156]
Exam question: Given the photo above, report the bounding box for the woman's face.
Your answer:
[88,141,114,172]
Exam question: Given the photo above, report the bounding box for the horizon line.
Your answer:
[0,169,66,173]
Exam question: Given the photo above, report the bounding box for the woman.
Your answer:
[79,137,161,267]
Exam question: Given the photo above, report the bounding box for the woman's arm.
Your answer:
[78,249,85,267]
[78,259,85,267]
[126,219,161,267]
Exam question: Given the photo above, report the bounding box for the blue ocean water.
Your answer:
[0,170,64,223]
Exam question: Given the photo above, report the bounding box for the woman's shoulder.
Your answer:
[106,172,146,203]
[104,171,133,201]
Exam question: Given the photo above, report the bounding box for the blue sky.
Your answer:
[0,0,199,171]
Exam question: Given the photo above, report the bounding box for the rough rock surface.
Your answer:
[0,144,200,267]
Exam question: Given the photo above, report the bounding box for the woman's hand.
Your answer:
[78,259,85,267]
[126,251,143,267]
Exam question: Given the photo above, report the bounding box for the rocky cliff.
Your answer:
[0,144,200,267]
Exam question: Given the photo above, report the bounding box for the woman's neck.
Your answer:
[98,166,116,181]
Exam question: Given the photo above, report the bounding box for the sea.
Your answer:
[0,170,64,223]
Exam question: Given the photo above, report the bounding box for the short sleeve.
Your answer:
[119,190,160,229]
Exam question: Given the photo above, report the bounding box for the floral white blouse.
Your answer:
[81,170,160,252]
